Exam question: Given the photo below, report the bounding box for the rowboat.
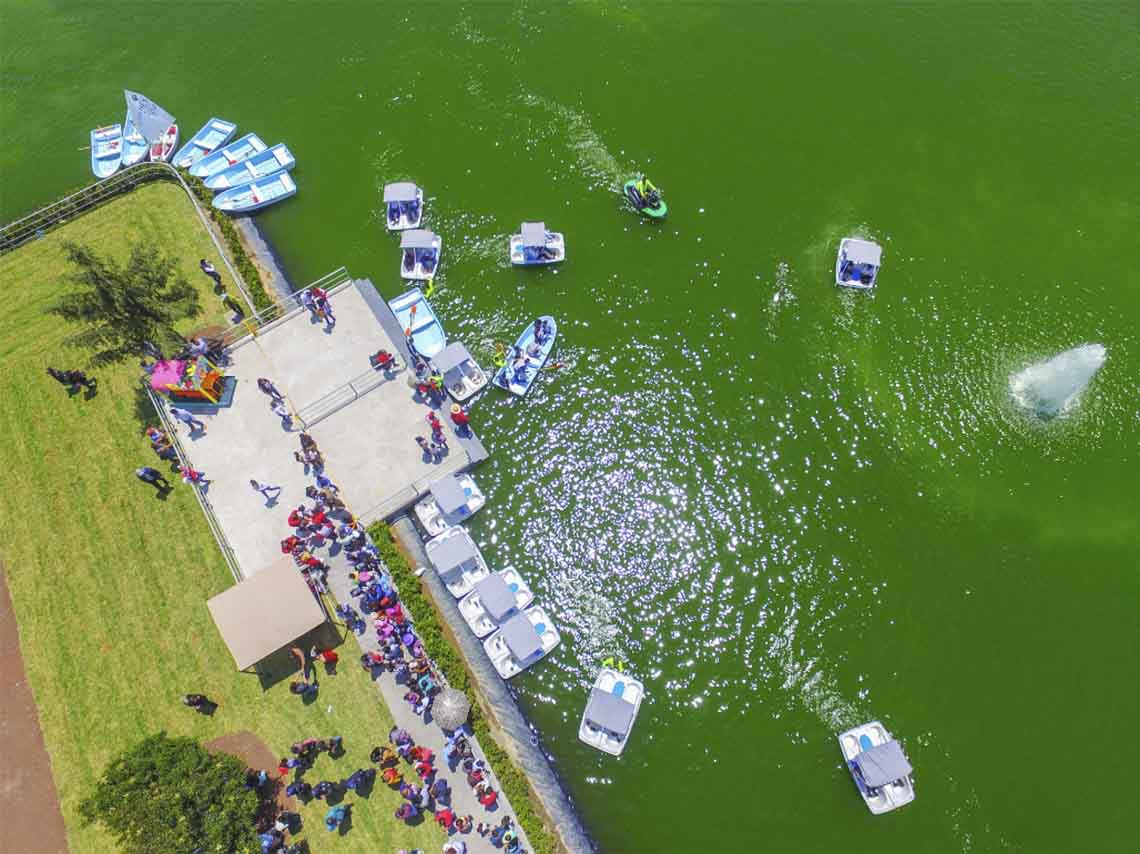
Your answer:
[414,473,485,537]
[90,124,123,178]
[483,607,561,679]
[172,118,237,170]
[211,172,296,214]
[837,721,916,814]
[120,112,149,167]
[510,221,565,266]
[578,668,645,756]
[148,124,179,162]
[494,316,556,396]
[205,143,295,190]
[388,287,446,359]
[383,182,423,231]
[835,238,882,291]
[458,570,534,639]
[399,229,441,280]
[190,132,266,179]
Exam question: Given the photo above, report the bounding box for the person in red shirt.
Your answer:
[477,784,498,808]
[450,404,470,428]
[435,807,455,830]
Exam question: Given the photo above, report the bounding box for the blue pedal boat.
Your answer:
[190,132,266,179]
[211,172,296,213]
[172,118,237,170]
[388,287,446,359]
[205,143,295,190]
[90,124,123,178]
[494,316,557,396]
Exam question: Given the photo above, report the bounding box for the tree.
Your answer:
[79,732,259,854]
[50,241,201,366]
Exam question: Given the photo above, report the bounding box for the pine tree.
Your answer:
[50,241,201,365]
[79,732,259,854]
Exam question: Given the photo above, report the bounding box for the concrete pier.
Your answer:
[174,277,483,577]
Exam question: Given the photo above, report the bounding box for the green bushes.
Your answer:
[183,175,273,312]
[369,522,558,854]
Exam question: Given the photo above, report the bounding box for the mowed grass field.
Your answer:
[0,183,441,853]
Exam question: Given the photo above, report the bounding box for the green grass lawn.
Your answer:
[0,183,441,853]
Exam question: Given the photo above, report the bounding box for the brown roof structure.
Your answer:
[207,557,327,670]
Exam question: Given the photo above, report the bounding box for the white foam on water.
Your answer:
[1009,343,1106,420]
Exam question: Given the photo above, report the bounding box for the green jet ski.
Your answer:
[624,176,667,219]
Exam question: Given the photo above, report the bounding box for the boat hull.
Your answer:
[120,113,149,168]
[623,181,667,219]
[90,124,123,179]
[836,721,916,814]
[385,188,425,231]
[388,287,446,359]
[510,232,566,266]
[413,473,485,537]
[578,668,645,756]
[457,568,534,639]
[172,117,237,170]
[191,132,267,179]
[148,124,179,162]
[483,606,561,679]
[211,172,296,214]
[494,316,556,396]
[205,143,295,190]
[835,237,880,290]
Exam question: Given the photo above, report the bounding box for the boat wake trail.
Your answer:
[1009,343,1106,421]
[515,93,631,191]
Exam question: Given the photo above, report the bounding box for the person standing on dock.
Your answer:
[257,377,284,401]
[169,406,206,434]
[250,479,282,502]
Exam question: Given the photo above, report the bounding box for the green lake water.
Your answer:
[4,3,1139,851]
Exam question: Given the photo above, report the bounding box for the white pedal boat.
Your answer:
[835,238,882,291]
[414,473,485,537]
[483,607,560,679]
[578,668,645,757]
[432,342,487,402]
[400,229,441,280]
[510,221,565,266]
[425,527,489,599]
[837,720,915,814]
[384,181,424,231]
[457,569,534,638]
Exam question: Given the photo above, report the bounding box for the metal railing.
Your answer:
[0,162,257,313]
[295,359,406,429]
[144,384,244,582]
[215,266,352,348]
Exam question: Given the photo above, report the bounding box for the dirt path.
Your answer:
[0,563,69,853]
[205,730,293,824]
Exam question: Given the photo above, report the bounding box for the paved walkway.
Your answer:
[324,545,531,854]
